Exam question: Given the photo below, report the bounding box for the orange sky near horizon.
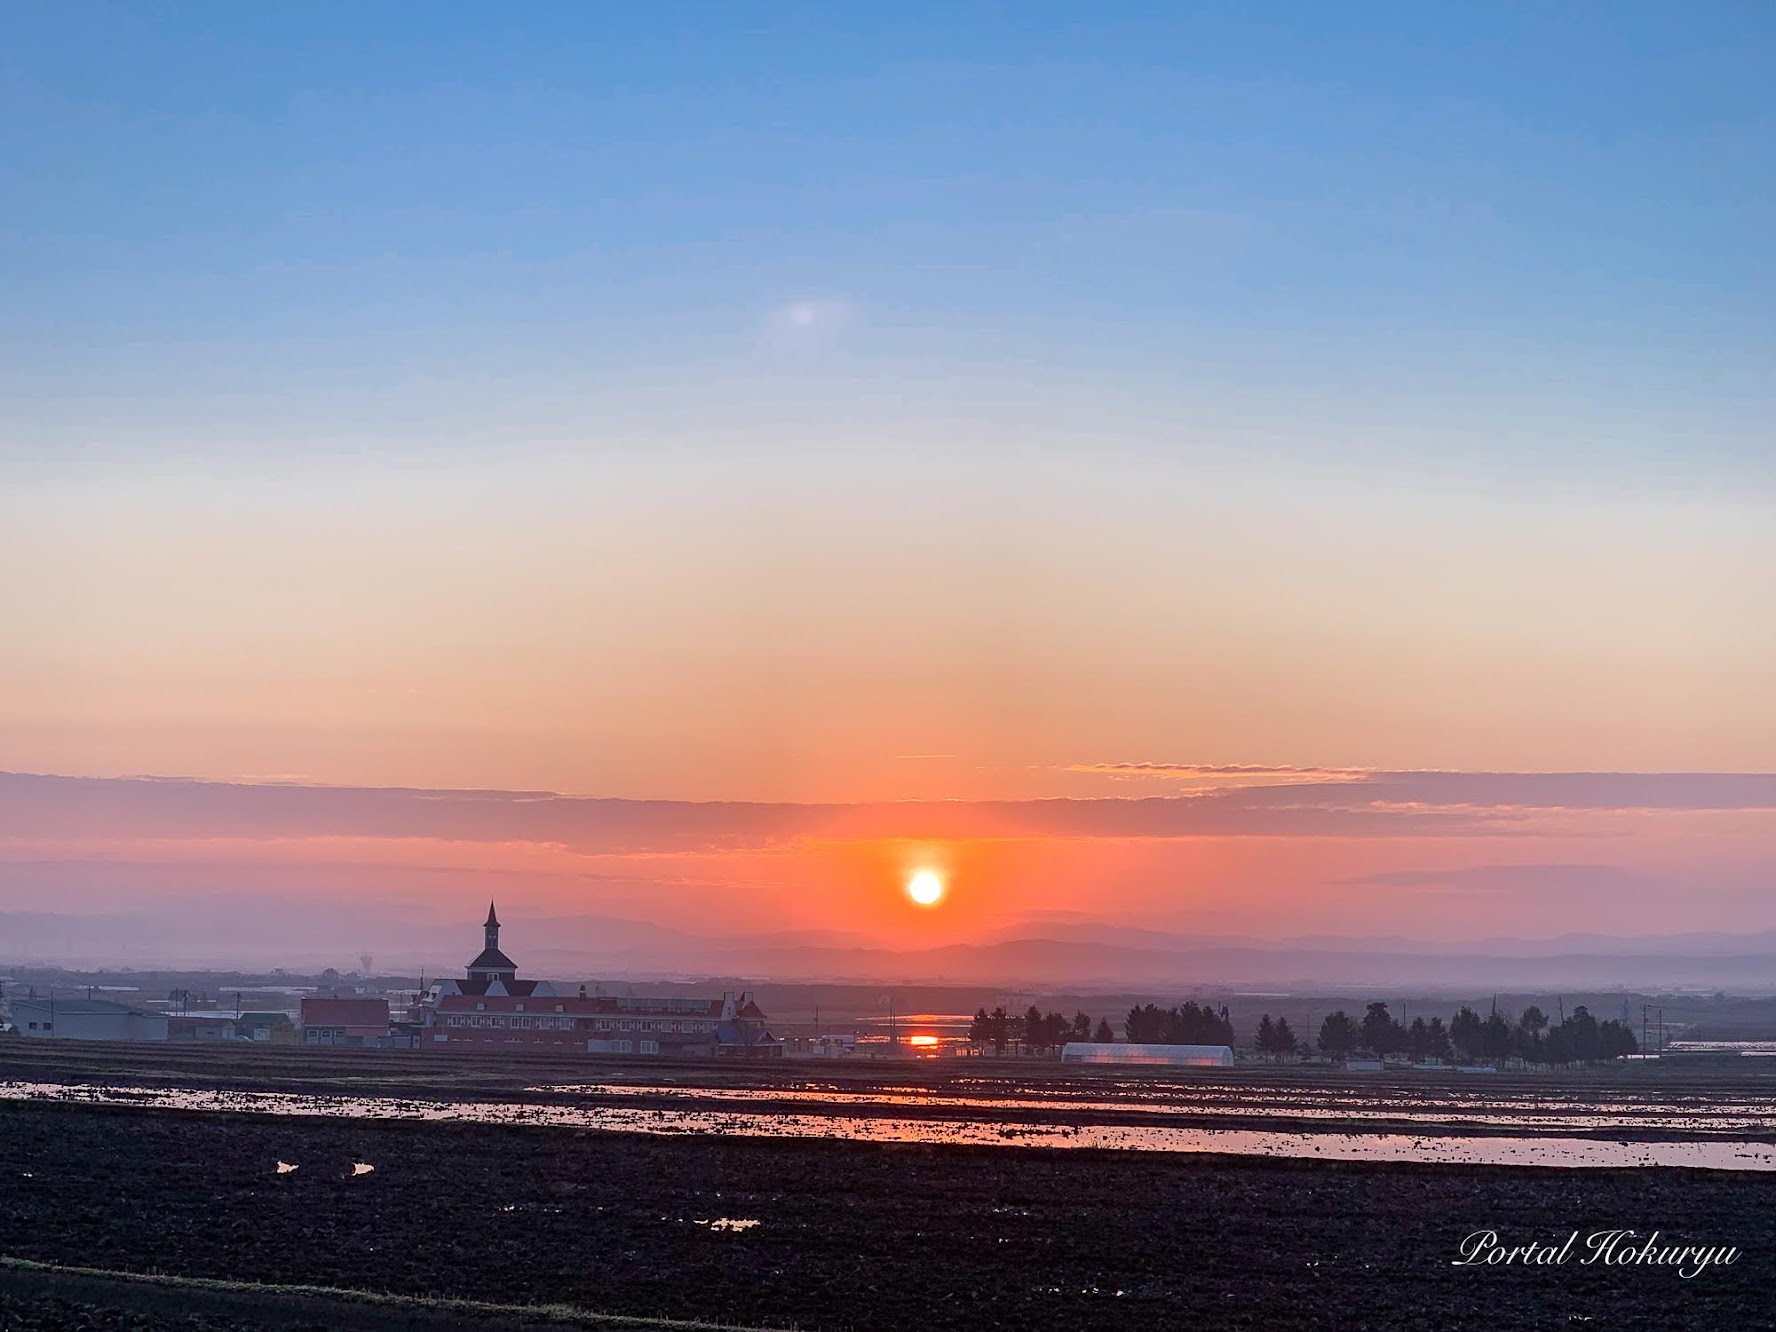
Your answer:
[4,456,1773,812]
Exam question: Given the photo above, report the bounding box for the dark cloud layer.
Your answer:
[3,769,1773,854]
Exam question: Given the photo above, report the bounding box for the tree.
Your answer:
[1598,1019,1638,1059]
[1405,1017,1430,1061]
[1482,1011,1513,1060]
[1093,1018,1115,1043]
[1426,1016,1452,1061]
[989,1006,1010,1055]
[1450,1007,1484,1062]
[1256,1015,1300,1060]
[967,1007,991,1050]
[1273,1016,1298,1058]
[1567,1006,1601,1063]
[1361,1002,1401,1055]
[1126,1004,1165,1044]
[1071,1010,1092,1041]
[1317,1010,1359,1057]
[1024,1005,1045,1055]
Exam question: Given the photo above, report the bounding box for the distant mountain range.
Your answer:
[7,906,1776,993]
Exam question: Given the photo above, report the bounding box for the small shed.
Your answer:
[1060,1042,1234,1067]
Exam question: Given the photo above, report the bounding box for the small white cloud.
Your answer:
[762,297,856,345]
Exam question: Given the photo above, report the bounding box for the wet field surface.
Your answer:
[5,1044,1776,1327]
[4,1097,1775,1331]
[5,1078,1776,1170]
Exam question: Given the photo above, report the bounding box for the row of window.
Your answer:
[451,1011,716,1034]
[592,1018,715,1034]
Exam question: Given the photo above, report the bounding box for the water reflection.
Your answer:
[3,1080,1773,1171]
[536,1080,1776,1134]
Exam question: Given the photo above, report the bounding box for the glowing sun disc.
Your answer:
[907,871,945,906]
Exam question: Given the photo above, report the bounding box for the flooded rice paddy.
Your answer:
[540,1076,1776,1134]
[4,1078,1774,1171]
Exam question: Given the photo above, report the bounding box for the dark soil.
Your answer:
[2,1100,1773,1330]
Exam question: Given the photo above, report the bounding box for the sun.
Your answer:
[906,870,945,907]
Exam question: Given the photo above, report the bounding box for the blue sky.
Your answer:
[3,6,1776,947]
[2,3,1773,801]
[4,3,1772,482]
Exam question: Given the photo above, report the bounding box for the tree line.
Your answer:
[965,997,1640,1065]
[1308,1001,1638,1064]
[967,1005,1115,1055]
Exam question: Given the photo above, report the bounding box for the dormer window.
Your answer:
[475,1002,485,1012]
[515,1003,524,1012]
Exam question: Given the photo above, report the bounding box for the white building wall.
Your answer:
[7,1000,169,1042]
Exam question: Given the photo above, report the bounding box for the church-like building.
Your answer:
[427,902,556,999]
[420,901,779,1057]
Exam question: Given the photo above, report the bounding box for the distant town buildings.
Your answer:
[0,902,781,1058]
[420,901,782,1057]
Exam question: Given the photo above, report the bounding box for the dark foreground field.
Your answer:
[2,1099,1772,1331]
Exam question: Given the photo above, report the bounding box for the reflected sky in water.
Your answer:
[4,1079,1774,1172]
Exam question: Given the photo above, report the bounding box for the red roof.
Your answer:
[301,997,390,1029]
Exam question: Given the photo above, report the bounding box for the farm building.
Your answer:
[300,996,392,1046]
[166,1012,238,1042]
[5,997,169,1042]
[1060,1042,1234,1067]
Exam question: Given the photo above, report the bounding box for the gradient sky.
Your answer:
[3,6,1773,956]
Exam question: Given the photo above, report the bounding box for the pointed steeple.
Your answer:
[467,899,517,984]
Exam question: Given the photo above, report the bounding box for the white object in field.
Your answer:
[351,1163,374,1176]
[1059,1042,1234,1067]
[275,1161,299,1174]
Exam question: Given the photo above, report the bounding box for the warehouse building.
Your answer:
[5,997,169,1042]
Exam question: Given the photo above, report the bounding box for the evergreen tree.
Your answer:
[1406,1016,1430,1061]
[1317,1010,1359,1056]
[1427,1016,1452,1060]
[1361,1001,1401,1055]
[1274,1016,1298,1057]
[1482,1011,1513,1060]
[967,1007,991,1049]
[989,1006,1010,1055]
[1093,1017,1115,1043]
[1450,1007,1484,1061]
